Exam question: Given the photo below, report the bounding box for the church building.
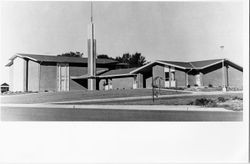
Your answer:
[5,3,243,92]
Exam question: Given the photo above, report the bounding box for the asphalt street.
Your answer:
[1,106,243,121]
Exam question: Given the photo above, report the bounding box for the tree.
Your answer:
[58,51,83,57]
[129,52,146,67]
[115,53,130,63]
[95,52,147,68]
[115,52,146,68]
[97,54,114,59]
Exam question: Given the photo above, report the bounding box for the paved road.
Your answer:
[1,106,242,121]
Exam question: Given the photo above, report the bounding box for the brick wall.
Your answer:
[28,60,39,91]
[202,65,242,88]
[152,65,165,87]
[40,64,57,91]
[228,66,243,88]
[175,69,186,87]
[136,73,143,88]
[202,68,222,87]
[112,77,134,90]
[146,77,152,88]
[188,74,196,86]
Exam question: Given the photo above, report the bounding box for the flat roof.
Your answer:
[99,68,137,76]
[71,68,137,80]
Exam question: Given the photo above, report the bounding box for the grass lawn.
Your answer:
[0,89,187,104]
[89,93,243,111]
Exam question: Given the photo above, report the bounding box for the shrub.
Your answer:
[232,96,243,100]
[194,98,216,106]
[164,87,185,90]
[217,97,227,102]
[207,101,217,107]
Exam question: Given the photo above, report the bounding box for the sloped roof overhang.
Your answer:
[192,59,243,71]
[130,59,243,74]
[6,53,118,67]
[130,60,189,74]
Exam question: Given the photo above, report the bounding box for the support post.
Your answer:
[24,59,29,92]
[226,65,229,87]
[222,59,226,92]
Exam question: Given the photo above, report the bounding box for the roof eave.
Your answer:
[16,53,39,62]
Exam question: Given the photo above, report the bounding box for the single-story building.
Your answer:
[6,53,118,92]
[129,59,243,89]
[6,53,243,92]
[1,83,9,93]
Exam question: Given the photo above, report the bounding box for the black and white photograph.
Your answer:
[0,0,249,163]
[0,1,246,121]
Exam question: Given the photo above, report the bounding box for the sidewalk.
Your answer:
[0,103,233,112]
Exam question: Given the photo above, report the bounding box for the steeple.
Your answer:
[87,1,97,90]
[90,1,93,23]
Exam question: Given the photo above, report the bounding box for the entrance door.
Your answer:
[57,63,69,91]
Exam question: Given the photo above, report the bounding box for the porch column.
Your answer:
[169,66,171,87]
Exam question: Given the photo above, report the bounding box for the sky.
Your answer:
[0,1,244,84]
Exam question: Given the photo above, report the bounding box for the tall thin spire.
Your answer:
[90,1,93,23]
[87,1,96,90]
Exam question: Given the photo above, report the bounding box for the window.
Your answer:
[171,72,175,81]
[165,72,169,81]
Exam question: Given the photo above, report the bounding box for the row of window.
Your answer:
[165,72,175,81]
